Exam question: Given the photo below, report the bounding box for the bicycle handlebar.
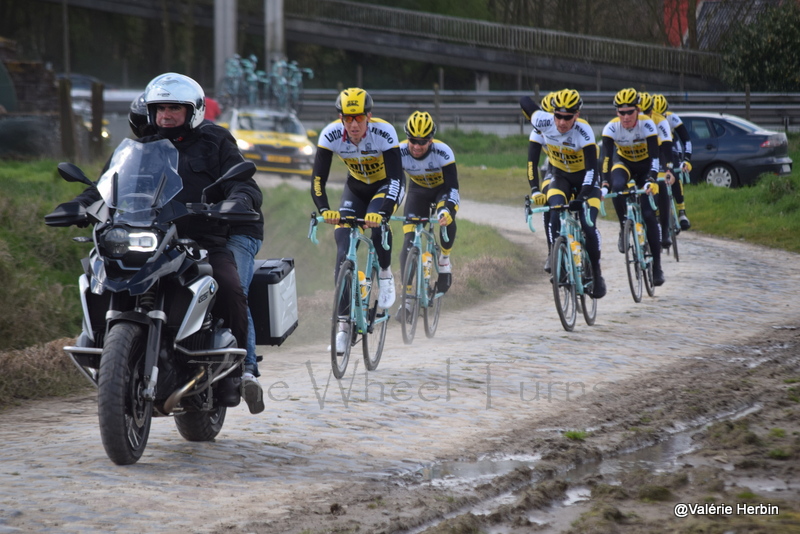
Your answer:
[603,187,658,210]
[308,213,391,250]
[389,214,450,243]
[523,195,594,232]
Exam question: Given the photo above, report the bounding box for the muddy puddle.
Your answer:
[400,403,763,533]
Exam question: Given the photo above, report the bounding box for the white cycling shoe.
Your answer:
[378,275,396,309]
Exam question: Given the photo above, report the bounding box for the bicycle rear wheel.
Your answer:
[579,248,597,326]
[670,203,680,262]
[401,247,421,345]
[362,264,387,371]
[423,248,443,338]
[644,239,656,297]
[551,236,577,331]
[623,219,643,303]
[331,260,355,379]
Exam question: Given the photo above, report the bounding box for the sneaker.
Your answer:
[395,302,413,324]
[653,268,665,287]
[592,275,607,299]
[618,229,625,253]
[661,236,672,250]
[679,210,691,230]
[543,253,552,273]
[438,255,451,274]
[241,372,265,414]
[378,276,396,308]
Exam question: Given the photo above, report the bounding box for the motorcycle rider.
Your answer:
[54,73,265,414]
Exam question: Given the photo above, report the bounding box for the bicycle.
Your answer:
[308,214,390,378]
[391,205,449,345]
[659,172,681,262]
[605,185,657,303]
[525,197,597,331]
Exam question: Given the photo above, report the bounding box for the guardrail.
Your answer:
[296,89,800,132]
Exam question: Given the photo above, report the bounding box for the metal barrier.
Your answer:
[297,89,800,132]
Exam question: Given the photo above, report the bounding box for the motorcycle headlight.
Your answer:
[102,228,159,258]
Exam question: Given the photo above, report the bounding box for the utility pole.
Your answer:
[214,0,237,96]
[265,0,285,65]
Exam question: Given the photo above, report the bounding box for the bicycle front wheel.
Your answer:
[423,248,443,338]
[579,248,597,326]
[331,260,355,379]
[401,247,421,345]
[623,219,643,303]
[551,236,577,331]
[362,264,387,371]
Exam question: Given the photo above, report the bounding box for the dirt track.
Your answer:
[2,194,800,533]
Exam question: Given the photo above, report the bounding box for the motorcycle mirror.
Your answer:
[200,161,257,203]
[57,162,94,187]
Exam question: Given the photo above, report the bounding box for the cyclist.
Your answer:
[398,111,459,315]
[311,88,403,353]
[653,94,693,230]
[520,88,606,298]
[600,87,665,286]
[640,92,677,250]
[521,91,558,272]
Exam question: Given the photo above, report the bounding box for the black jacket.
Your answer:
[75,121,264,247]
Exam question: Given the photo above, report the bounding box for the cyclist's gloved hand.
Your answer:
[568,199,584,212]
[321,210,340,224]
[681,160,692,173]
[577,184,594,201]
[530,187,546,206]
[364,212,383,227]
[437,208,453,226]
[600,182,610,198]
[644,181,659,195]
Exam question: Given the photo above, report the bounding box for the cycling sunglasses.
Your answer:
[341,114,367,124]
[554,113,575,121]
[617,108,637,116]
[408,137,432,146]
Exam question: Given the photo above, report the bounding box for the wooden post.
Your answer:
[58,78,76,161]
[90,81,105,160]
[745,83,751,121]
[433,82,441,129]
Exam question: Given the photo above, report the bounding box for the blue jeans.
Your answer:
[227,235,262,376]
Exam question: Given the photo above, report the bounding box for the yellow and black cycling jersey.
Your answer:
[665,111,693,160]
[528,110,598,189]
[311,117,403,215]
[400,138,459,215]
[649,110,674,171]
[601,114,658,163]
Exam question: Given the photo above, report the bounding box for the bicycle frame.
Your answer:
[308,214,391,377]
[606,186,656,272]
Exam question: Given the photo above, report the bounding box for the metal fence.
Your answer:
[286,0,723,78]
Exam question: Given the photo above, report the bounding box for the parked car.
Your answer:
[217,108,316,178]
[678,112,792,187]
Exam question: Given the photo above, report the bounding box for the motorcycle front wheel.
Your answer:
[97,322,152,465]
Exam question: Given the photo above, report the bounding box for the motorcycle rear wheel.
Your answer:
[175,406,227,441]
[97,322,152,465]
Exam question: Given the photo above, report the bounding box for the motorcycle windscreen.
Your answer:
[96,138,183,225]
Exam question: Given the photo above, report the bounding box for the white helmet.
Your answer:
[143,72,206,130]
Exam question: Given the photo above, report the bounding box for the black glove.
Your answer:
[577,184,594,201]
[568,199,584,212]
[647,169,659,182]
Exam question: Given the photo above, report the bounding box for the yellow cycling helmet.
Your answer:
[614,87,639,108]
[335,87,373,115]
[404,110,436,139]
[652,94,669,115]
[540,92,557,113]
[639,91,653,113]
[552,89,582,114]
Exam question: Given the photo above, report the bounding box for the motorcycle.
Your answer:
[46,138,259,465]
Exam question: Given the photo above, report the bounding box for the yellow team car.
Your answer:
[218,108,317,178]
